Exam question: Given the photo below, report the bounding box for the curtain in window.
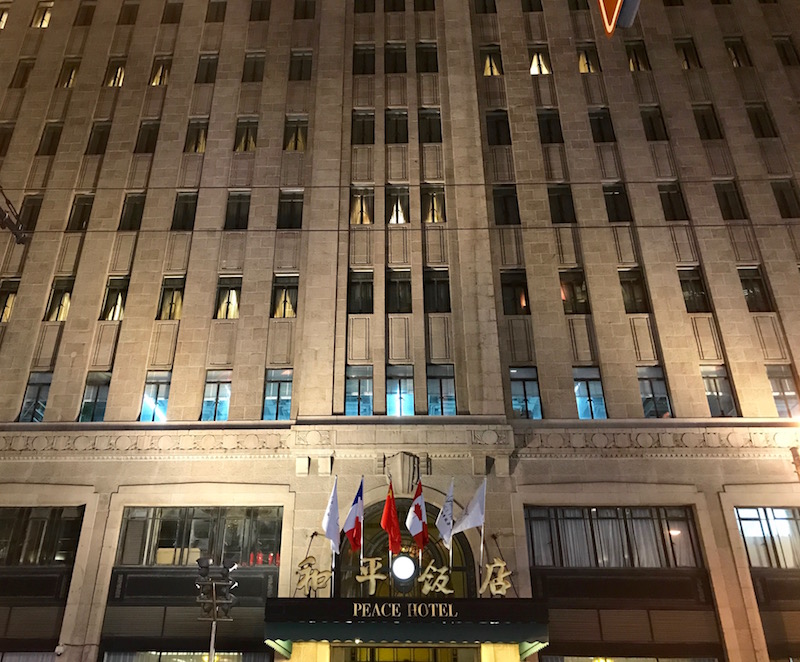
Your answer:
[530,51,550,75]
[578,50,596,73]
[272,287,297,318]
[388,196,407,224]
[557,510,594,566]
[592,510,628,567]
[483,53,503,76]
[350,192,373,225]
[423,191,445,223]
[217,288,240,319]
[527,517,554,566]
[104,292,125,321]
[769,509,800,568]
[629,510,664,567]
[235,127,256,152]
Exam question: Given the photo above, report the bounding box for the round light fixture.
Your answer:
[391,554,416,582]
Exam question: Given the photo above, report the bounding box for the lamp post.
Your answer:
[196,557,238,662]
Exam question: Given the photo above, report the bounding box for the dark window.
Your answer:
[283,117,307,151]
[747,104,778,138]
[560,270,589,314]
[118,2,139,24]
[353,46,375,75]
[589,108,616,142]
[206,0,226,22]
[694,105,723,140]
[702,365,738,417]
[345,366,373,416]
[739,267,772,312]
[57,59,80,88]
[234,119,258,152]
[36,123,62,156]
[271,276,298,318]
[294,0,315,19]
[352,112,375,144]
[603,184,633,222]
[385,0,404,10]
[775,37,800,66]
[568,0,589,8]
[355,0,375,11]
[134,122,159,154]
[100,277,128,321]
[85,122,110,155]
[386,110,409,144]
[416,45,438,73]
[510,367,541,419]
[421,185,446,223]
[481,47,503,76]
[414,0,434,9]
[264,369,293,420]
[150,57,171,86]
[215,277,241,319]
[638,366,672,418]
[419,110,442,143]
[386,186,410,224]
[522,0,543,10]
[641,107,668,141]
[427,364,456,415]
[195,55,218,84]
[548,185,577,224]
[277,191,303,229]
[577,45,601,73]
[659,182,689,220]
[386,270,412,314]
[767,366,800,419]
[715,181,747,220]
[501,271,530,315]
[350,188,374,225]
[157,278,184,321]
[250,0,270,20]
[0,506,84,564]
[79,372,110,422]
[679,268,711,313]
[119,193,145,231]
[493,187,521,226]
[626,41,651,71]
[45,278,73,321]
[104,58,126,87]
[423,269,450,313]
[171,192,197,231]
[385,45,407,74]
[161,2,182,24]
[242,54,265,82]
[18,195,43,232]
[725,38,752,67]
[771,180,800,219]
[538,110,563,144]
[184,120,208,153]
[140,371,171,421]
[475,0,496,13]
[289,52,312,80]
[487,111,511,145]
[67,195,94,232]
[0,124,13,157]
[675,39,702,69]
[73,1,95,25]
[348,272,373,314]
[225,192,250,230]
[620,269,650,313]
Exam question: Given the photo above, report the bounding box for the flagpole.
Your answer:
[359,476,364,567]
[387,473,392,571]
[478,478,486,590]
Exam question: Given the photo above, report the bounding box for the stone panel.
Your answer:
[219,233,246,273]
[56,234,84,275]
[149,321,179,369]
[629,315,657,363]
[110,234,137,274]
[32,323,63,370]
[426,314,451,361]
[90,321,120,370]
[347,315,371,362]
[266,319,294,365]
[275,232,301,271]
[691,314,723,362]
[207,320,237,367]
[507,317,534,364]
[388,315,411,363]
[753,314,788,361]
[387,227,409,266]
[164,233,191,273]
[568,315,595,364]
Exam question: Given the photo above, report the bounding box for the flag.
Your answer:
[405,480,429,549]
[321,476,340,555]
[343,478,364,552]
[452,478,486,535]
[381,479,402,554]
[435,479,455,550]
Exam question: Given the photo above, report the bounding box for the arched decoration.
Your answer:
[335,499,476,598]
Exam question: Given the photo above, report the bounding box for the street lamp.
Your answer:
[196,557,238,662]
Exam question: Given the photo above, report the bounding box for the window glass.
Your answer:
[201,370,233,421]
[387,365,414,416]
[118,2,139,24]
[224,192,250,230]
[386,270,412,314]
[386,111,409,144]
[264,369,293,420]
[767,366,799,419]
[172,192,197,231]
[577,45,601,73]
[141,371,171,422]
[79,372,111,422]
[0,123,14,157]
[419,110,442,143]
[348,272,373,314]
[659,182,689,220]
[352,112,375,145]
[619,269,650,313]
[736,507,800,568]
[417,45,438,73]
[701,365,738,417]
[271,276,298,318]
[157,278,184,321]
[105,58,126,87]
[57,60,80,88]
[679,268,711,313]
[250,0,270,20]
[747,104,777,138]
[725,38,752,67]
[693,105,724,140]
[510,367,541,419]
[234,119,258,152]
[386,186,409,224]
[86,122,111,155]
[486,111,511,145]
[162,2,182,23]
[427,364,455,415]
[771,180,800,218]
[573,367,607,419]
[289,52,312,80]
[150,57,172,86]
[385,45,407,74]
[119,193,145,231]
[134,122,160,154]
[589,108,615,142]
[675,39,702,69]
[31,1,53,28]
[206,0,226,22]
[195,55,219,84]
[421,186,445,223]
[294,0,315,19]
[67,195,94,232]
[277,191,303,229]
[101,278,128,321]
[350,188,374,225]
[345,365,373,416]
[548,185,577,224]
[501,271,530,315]
[184,121,208,154]
[0,279,19,323]
[215,277,241,319]
[560,270,589,314]
[603,184,633,222]
[529,48,551,75]
[353,46,375,75]
[37,123,62,156]
[641,107,668,141]
[638,366,672,418]
[19,373,52,422]
[74,2,95,26]
[493,186,520,225]
[423,270,450,313]
[45,278,73,322]
[0,507,84,565]
[482,47,503,76]
[738,267,772,312]
[626,41,650,71]
[538,110,563,144]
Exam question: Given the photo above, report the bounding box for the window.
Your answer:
[775,37,800,66]
[560,270,589,314]
[195,55,218,84]
[215,277,241,319]
[486,111,511,145]
[74,1,95,26]
[620,269,650,313]
[767,365,799,418]
[427,364,456,415]
[352,112,375,145]
[150,57,171,86]
[19,373,52,422]
[30,1,52,28]
[134,122,159,154]
[225,192,250,230]
[702,365,737,417]
[118,2,139,24]
[603,184,633,222]
[694,105,723,140]
[475,0,496,14]
[101,278,128,321]
[79,372,110,422]
[771,180,800,219]
[736,507,800,569]
[289,52,312,80]
[172,193,197,231]
[45,278,72,321]
[386,270,412,313]
[206,0,226,22]
[201,370,232,421]
[626,41,651,71]
[679,268,711,313]
[739,267,772,312]
[353,46,375,75]
[423,269,450,313]
[548,185,577,224]
[157,277,184,320]
[522,0,543,10]
[538,110,563,144]
[481,47,503,76]
[385,0,404,10]
[281,117,307,152]
[529,48,551,75]
[659,182,689,220]
[250,0,270,21]
[0,279,18,323]
[294,0,315,19]
[264,369,292,420]
[386,110,409,144]
[501,271,530,315]
[104,58,126,87]
[36,123,62,156]
[0,5,9,29]
[386,186,409,224]
[345,366,373,416]
[67,195,94,232]
[184,120,208,154]
[725,38,752,68]
[387,365,414,416]
[715,181,747,220]
[10,60,34,89]
[85,122,111,155]
[161,2,182,24]
[419,110,442,143]
[385,45,407,74]
[350,188,374,225]
[355,0,376,11]
[577,45,601,73]
[525,506,700,568]
[641,107,668,141]
[0,123,13,157]
[348,272,373,314]
[19,195,43,232]
[417,45,438,73]
[117,506,282,567]
[421,186,445,223]
[510,367,541,419]
[271,276,298,318]
[140,371,170,422]
[493,187,521,226]
[0,506,83,565]
[589,108,616,142]
[277,191,303,229]
[234,119,257,152]
[675,39,702,69]
[638,366,672,418]
[574,367,607,419]
[57,60,80,88]
[242,54,265,83]
[747,104,777,138]
[568,0,589,8]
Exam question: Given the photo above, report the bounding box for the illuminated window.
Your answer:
[105,58,126,86]
[0,6,9,29]
[702,365,738,417]
[529,48,551,75]
[675,39,702,69]
[157,278,184,321]
[201,370,232,421]
[0,279,19,323]
[626,41,650,71]
[45,278,73,322]
[421,186,445,223]
[283,117,307,151]
[577,45,601,73]
[345,366,373,416]
[79,372,110,422]
[738,267,772,312]
[501,271,530,315]
[510,367,541,419]
[19,373,52,422]
[263,369,292,420]
[638,366,672,418]
[101,278,128,321]
[768,366,800,418]
[140,371,170,422]
[736,507,800,568]
[387,365,414,416]
[57,60,80,88]
[150,57,171,86]
[386,186,409,224]
[427,364,455,415]
[481,47,503,76]
[184,120,208,154]
[574,367,606,419]
[233,119,258,152]
[30,1,53,28]
[215,277,241,319]
[271,277,298,318]
[560,270,589,314]
[350,188,374,225]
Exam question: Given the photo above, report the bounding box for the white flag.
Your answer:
[452,478,486,535]
[321,476,340,555]
[435,479,455,550]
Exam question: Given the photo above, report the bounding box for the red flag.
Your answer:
[405,480,429,549]
[381,480,402,554]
